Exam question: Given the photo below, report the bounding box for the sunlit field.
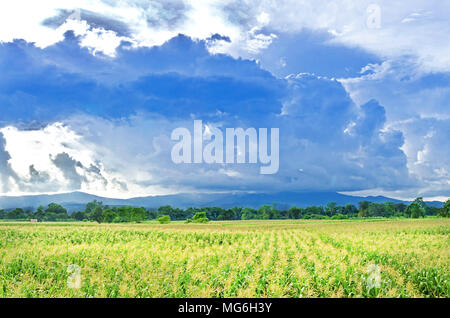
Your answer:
[0,218,448,298]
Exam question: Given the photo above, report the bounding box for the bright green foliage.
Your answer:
[331,214,349,219]
[157,215,171,224]
[192,212,209,223]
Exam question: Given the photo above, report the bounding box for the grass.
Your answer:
[0,218,448,298]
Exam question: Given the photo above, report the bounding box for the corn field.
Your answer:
[0,218,448,298]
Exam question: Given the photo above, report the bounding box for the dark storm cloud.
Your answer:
[222,1,255,28]
[207,33,231,43]
[112,178,128,192]
[144,0,188,29]
[0,132,18,192]
[98,0,189,30]
[50,152,112,189]
[28,165,50,184]
[86,163,108,187]
[51,152,86,189]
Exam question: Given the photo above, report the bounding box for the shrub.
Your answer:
[157,215,171,224]
[192,212,209,223]
[331,214,349,220]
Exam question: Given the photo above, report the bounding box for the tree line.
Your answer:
[0,197,448,223]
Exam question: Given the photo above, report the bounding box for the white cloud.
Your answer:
[1,123,83,179]
[1,1,448,71]
[0,122,143,198]
[339,58,450,200]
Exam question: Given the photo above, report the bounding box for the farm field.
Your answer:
[0,218,448,298]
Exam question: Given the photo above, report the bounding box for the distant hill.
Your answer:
[0,191,444,213]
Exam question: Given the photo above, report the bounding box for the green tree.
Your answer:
[271,203,281,219]
[158,205,173,214]
[42,212,59,221]
[258,205,273,219]
[218,209,235,220]
[425,206,440,216]
[115,206,131,222]
[241,208,258,220]
[6,208,27,219]
[394,203,407,215]
[102,209,116,223]
[382,202,396,217]
[408,203,424,218]
[130,207,147,223]
[304,206,324,216]
[438,199,450,217]
[85,200,103,216]
[343,204,358,216]
[367,203,384,217]
[34,205,46,221]
[231,207,242,220]
[288,206,303,219]
[90,206,104,223]
[406,198,426,218]
[358,201,370,217]
[325,202,337,216]
[147,208,158,220]
[45,203,68,219]
[72,211,88,221]
[201,207,221,220]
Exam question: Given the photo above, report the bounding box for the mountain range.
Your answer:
[0,191,444,212]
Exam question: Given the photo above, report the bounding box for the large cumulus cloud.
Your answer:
[0,32,414,197]
[340,58,450,199]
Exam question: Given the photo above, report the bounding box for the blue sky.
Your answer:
[0,1,449,201]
